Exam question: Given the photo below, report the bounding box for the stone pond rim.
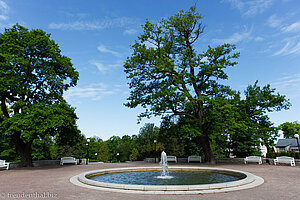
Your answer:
[70,166,264,194]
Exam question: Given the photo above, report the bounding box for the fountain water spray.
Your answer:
[157,151,173,179]
[160,151,168,176]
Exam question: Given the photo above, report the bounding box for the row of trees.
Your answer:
[2,120,299,163]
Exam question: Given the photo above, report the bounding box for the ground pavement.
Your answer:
[0,162,299,200]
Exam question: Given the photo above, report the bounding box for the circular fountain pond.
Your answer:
[89,169,243,185]
[71,167,264,194]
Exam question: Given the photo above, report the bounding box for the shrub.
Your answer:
[129,148,140,161]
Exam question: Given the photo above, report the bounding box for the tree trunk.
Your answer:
[14,133,33,167]
[263,139,272,154]
[196,115,216,164]
[197,135,216,164]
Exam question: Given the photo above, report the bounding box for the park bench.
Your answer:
[60,157,77,165]
[0,160,9,170]
[274,156,295,166]
[167,156,177,163]
[244,156,262,164]
[188,156,202,163]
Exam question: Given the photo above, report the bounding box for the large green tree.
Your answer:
[124,6,239,163]
[0,24,79,166]
[223,82,290,157]
[279,121,300,138]
[241,82,289,153]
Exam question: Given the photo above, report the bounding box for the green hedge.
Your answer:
[267,152,300,159]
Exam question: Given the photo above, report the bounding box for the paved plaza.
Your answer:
[0,162,299,200]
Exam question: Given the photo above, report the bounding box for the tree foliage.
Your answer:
[129,148,140,161]
[236,82,290,155]
[0,24,79,166]
[158,117,199,157]
[279,121,300,138]
[98,143,109,162]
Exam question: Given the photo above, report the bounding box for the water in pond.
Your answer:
[89,170,243,185]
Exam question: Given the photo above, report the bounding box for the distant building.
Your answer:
[275,138,300,152]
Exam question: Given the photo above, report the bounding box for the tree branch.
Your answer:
[171,106,197,119]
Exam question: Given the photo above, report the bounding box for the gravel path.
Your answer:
[0,162,299,200]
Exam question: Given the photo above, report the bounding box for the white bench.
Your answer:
[188,156,202,163]
[167,156,177,163]
[244,156,262,164]
[60,157,77,165]
[0,160,9,170]
[274,156,295,166]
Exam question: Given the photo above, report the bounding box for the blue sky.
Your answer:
[1,0,299,140]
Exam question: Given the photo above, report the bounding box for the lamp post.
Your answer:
[116,153,120,163]
[86,138,90,165]
[294,134,300,152]
[154,140,157,163]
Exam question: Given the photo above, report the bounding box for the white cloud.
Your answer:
[212,28,253,44]
[91,60,122,73]
[97,45,120,57]
[281,22,300,33]
[0,15,6,20]
[0,0,9,21]
[254,36,264,41]
[266,15,300,56]
[0,1,8,9]
[49,17,137,31]
[265,13,300,56]
[124,28,139,35]
[273,37,300,56]
[245,0,274,16]
[64,83,120,101]
[266,15,300,33]
[267,15,285,28]
[212,26,265,45]
[271,73,300,98]
[224,0,274,17]
[91,61,108,73]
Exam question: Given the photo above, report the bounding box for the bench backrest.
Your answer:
[277,156,294,161]
[188,156,201,160]
[246,156,261,160]
[189,156,200,158]
[167,156,176,160]
[61,157,75,161]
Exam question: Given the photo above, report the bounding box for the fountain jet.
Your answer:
[157,151,173,179]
